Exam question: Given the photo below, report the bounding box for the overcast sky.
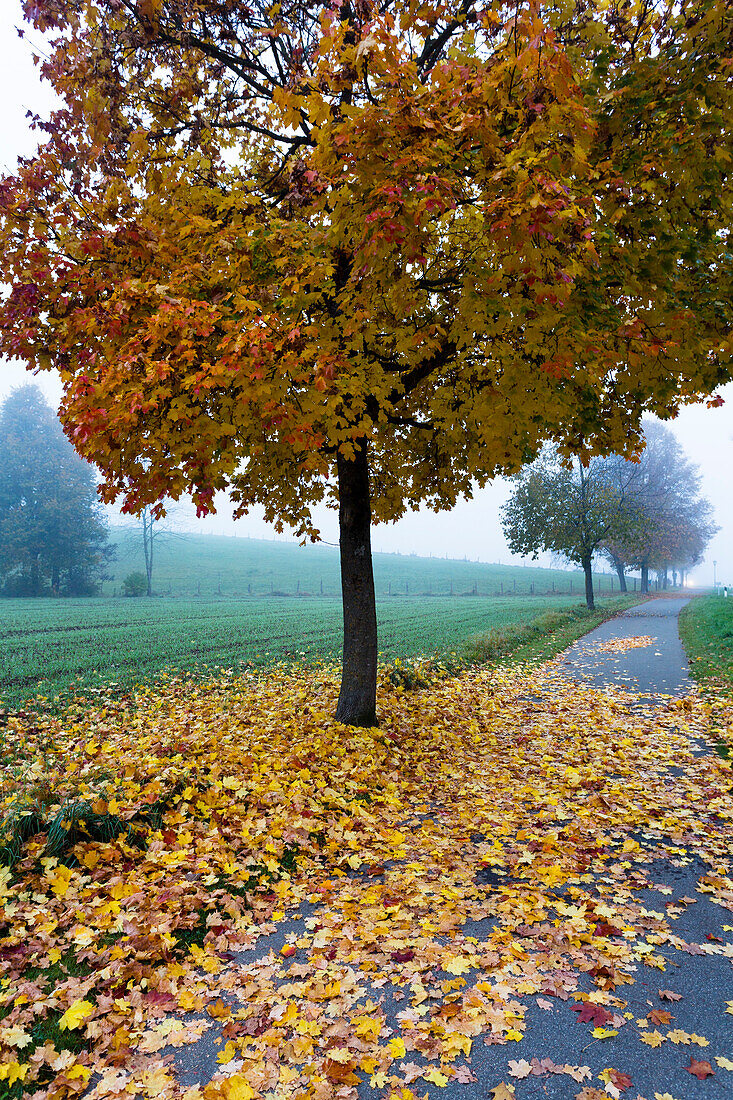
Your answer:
[1,2,731,583]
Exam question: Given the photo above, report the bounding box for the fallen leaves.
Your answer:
[0,662,731,1098]
[58,999,95,1031]
[687,1057,715,1080]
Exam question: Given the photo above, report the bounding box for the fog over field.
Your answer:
[1,0,731,585]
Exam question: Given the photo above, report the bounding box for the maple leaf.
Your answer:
[687,1058,715,1080]
[599,1068,633,1092]
[58,1000,94,1031]
[572,1001,613,1026]
[640,1031,665,1048]
[490,1085,515,1100]
[715,1057,733,1070]
[387,1038,406,1058]
[648,1009,672,1026]
[508,1060,532,1079]
[659,990,682,1002]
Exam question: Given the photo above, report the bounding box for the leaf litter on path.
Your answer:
[0,658,731,1098]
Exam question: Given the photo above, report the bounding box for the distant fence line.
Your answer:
[105,574,659,598]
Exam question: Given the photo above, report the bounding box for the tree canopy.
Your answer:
[0,385,112,596]
[602,421,717,591]
[1,0,732,720]
[501,450,636,608]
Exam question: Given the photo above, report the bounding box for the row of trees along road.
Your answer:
[1,1,732,724]
[502,422,716,610]
[0,386,112,596]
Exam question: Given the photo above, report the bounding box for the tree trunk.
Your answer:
[143,508,154,597]
[641,564,649,594]
[51,562,60,596]
[335,442,378,727]
[611,555,627,593]
[582,556,595,610]
[31,554,41,596]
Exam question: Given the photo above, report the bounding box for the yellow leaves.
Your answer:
[217,1078,256,1100]
[58,1000,94,1031]
[67,1064,92,1083]
[45,864,73,897]
[640,1030,665,1047]
[505,1029,524,1042]
[423,1067,449,1086]
[0,1062,29,1085]
[667,1029,692,1044]
[217,1040,239,1065]
[387,1037,406,1058]
[444,955,472,975]
[355,1016,382,1041]
[715,1057,733,1070]
[490,1085,516,1100]
[591,1027,618,1039]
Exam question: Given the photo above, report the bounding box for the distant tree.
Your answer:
[122,571,148,597]
[0,385,112,596]
[600,422,716,593]
[117,502,187,597]
[502,452,638,609]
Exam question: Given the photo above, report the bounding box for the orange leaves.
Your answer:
[1,659,732,1095]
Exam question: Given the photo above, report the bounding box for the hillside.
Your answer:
[105,529,625,599]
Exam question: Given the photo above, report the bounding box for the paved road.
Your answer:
[554,596,692,697]
[166,597,733,1100]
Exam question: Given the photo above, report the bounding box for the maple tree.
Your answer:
[1,1,732,723]
[501,450,637,609]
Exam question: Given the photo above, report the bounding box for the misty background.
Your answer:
[2,0,731,584]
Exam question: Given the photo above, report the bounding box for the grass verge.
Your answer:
[679,594,733,688]
[679,595,733,760]
[464,594,646,666]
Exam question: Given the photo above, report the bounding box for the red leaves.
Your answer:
[606,1069,633,1092]
[687,1057,715,1080]
[647,1009,673,1026]
[571,1001,613,1026]
[390,949,415,963]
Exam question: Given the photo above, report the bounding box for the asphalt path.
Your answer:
[164,597,733,1100]
[553,597,692,698]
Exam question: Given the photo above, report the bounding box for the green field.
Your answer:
[0,593,617,710]
[680,595,733,687]
[104,530,627,599]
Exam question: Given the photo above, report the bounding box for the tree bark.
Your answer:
[143,508,154,597]
[30,554,41,596]
[582,556,595,610]
[611,555,627,593]
[641,564,649,594]
[335,441,378,727]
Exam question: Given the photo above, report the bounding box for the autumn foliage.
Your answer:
[1,661,732,1095]
[1,0,732,721]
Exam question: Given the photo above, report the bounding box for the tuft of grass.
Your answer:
[679,595,733,688]
[463,596,646,667]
